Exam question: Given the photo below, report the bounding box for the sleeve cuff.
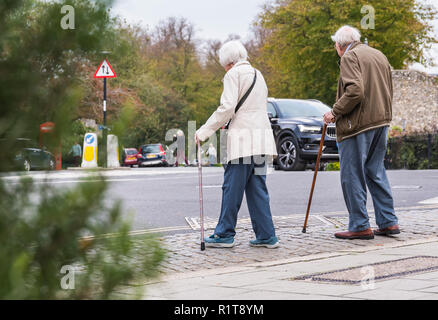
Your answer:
[196,127,214,142]
[331,109,337,118]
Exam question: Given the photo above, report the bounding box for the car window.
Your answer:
[16,139,37,149]
[142,145,160,153]
[276,100,330,118]
[267,102,277,118]
[126,149,138,155]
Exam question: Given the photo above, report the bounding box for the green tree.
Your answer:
[0,0,165,299]
[256,0,437,104]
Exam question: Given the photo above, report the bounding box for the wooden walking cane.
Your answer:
[197,140,206,250]
[302,123,328,233]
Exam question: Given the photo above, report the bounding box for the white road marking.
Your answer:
[31,178,142,184]
[0,168,204,182]
[81,225,192,240]
[196,185,222,188]
[1,169,224,184]
[392,185,422,190]
[419,197,438,205]
[7,173,224,185]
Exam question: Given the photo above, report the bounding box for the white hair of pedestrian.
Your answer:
[218,40,248,68]
[331,25,361,48]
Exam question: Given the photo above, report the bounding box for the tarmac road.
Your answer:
[3,167,438,234]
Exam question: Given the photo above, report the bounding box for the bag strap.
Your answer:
[224,68,257,129]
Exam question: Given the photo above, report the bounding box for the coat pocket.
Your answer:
[336,105,362,136]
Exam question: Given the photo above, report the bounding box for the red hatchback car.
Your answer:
[122,148,139,167]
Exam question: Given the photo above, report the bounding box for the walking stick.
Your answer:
[302,123,327,233]
[197,140,205,250]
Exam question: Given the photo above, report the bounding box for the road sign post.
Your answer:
[94,59,116,168]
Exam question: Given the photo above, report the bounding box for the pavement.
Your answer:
[115,205,438,300]
[4,167,438,300]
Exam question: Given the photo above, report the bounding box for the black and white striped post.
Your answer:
[94,56,117,168]
[103,77,107,168]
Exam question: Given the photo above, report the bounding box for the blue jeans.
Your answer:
[338,126,398,232]
[214,155,276,240]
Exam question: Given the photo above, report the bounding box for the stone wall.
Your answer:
[392,70,438,134]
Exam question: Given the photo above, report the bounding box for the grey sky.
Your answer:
[111,0,438,73]
[111,0,267,41]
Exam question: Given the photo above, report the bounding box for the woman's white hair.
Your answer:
[331,25,361,48]
[218,40,248,68]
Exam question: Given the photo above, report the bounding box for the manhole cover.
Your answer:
[185,215,328,230]
[293,256,438,285]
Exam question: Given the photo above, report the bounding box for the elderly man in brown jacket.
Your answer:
[323,25,400,240]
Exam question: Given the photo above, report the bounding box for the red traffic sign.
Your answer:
[94,59,117,78]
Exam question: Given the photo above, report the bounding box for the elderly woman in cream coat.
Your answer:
[195,40,279,249]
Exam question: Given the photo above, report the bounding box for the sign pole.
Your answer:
[94,58,116,169]
[103,77,107,168]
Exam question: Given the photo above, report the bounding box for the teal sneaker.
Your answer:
[204,234,235,248]
[249,236,279,249]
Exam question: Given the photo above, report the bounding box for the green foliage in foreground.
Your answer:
[0,177,165,299]
[0,0,166,299]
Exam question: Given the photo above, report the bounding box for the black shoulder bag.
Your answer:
[223,68,257,130]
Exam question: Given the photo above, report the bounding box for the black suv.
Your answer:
[267,98,338,171]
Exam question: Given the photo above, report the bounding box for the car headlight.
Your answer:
[298,125,322,133]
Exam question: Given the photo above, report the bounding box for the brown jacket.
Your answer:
[332,42,393,142]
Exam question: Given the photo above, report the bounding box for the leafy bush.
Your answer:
[325,162,340,171]
[0,0,166,299]
[0,176,165,299]
[386,134,438,170]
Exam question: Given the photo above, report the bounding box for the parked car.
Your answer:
[267,98,339,171]
[14,138,56,171]
[137,143,169,167]
[122,148,139,167]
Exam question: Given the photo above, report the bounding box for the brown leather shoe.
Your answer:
[335,228,374,240]
[374,224,400,236]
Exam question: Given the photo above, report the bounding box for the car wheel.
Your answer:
[319,162,328,172]
[277,136,306,171]
[23,159,31,171]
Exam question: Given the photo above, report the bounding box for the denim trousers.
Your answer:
[214,155,276,240]
[338,126,398,232]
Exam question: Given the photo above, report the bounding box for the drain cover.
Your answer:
[293,256,438,284]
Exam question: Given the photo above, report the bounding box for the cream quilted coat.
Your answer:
[196,61,277,163]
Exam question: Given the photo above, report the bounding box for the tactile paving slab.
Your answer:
[293,256,438,284]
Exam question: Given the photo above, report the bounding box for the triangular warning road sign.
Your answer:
[94,59,117,78]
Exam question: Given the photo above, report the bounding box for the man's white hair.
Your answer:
[218,40,248,68]
[331,25,361,48]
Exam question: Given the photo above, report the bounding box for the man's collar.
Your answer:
[338,41,362,66]
[346,41,361,52]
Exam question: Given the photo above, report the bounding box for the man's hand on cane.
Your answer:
[323,110,336,125]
